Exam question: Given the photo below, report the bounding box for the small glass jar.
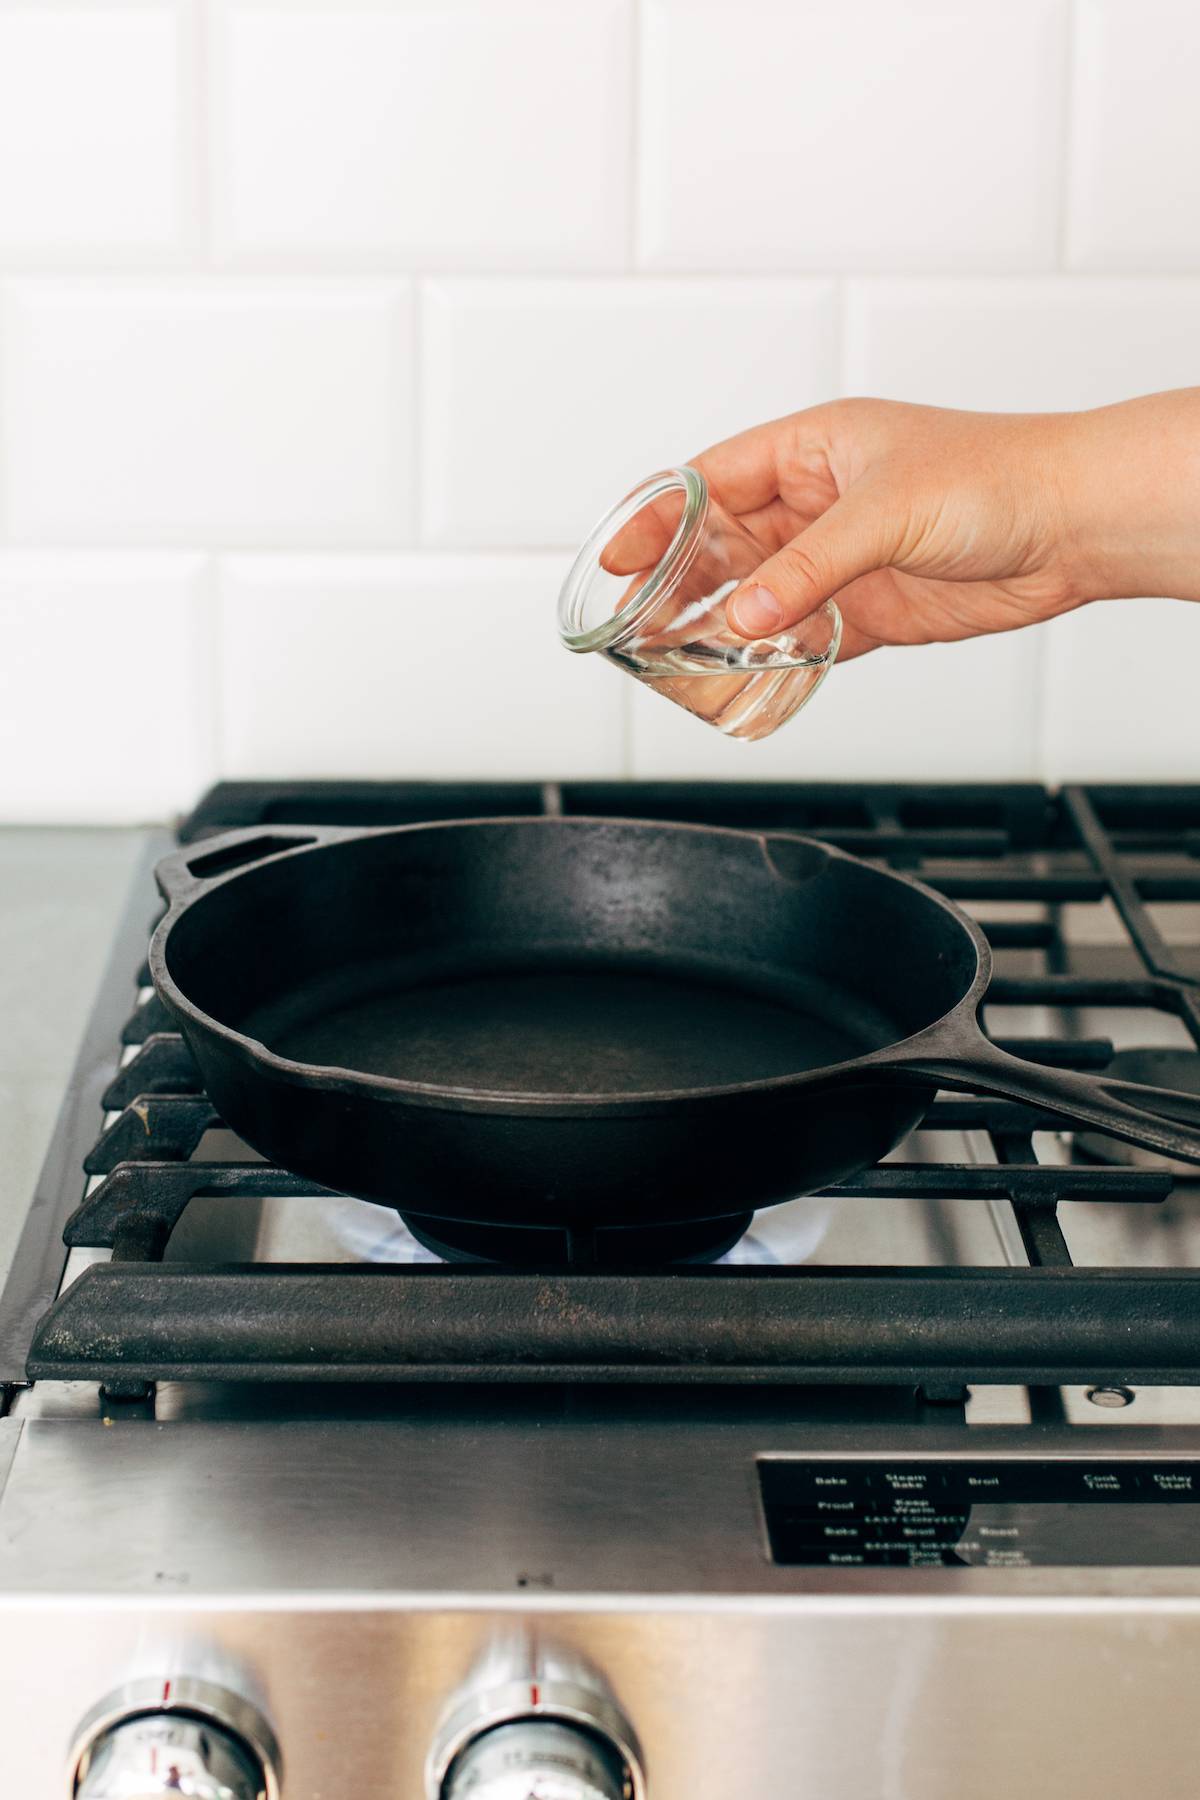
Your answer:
[557,465,841,741]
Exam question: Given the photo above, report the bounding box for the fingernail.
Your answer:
[731,584,784,635]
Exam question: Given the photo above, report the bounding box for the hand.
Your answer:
[685,393,1200,660]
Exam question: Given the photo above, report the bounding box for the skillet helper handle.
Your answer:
[886,1034,1200,1167]
[155,826,350,906]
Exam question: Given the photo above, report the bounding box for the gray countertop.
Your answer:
[0,828,147,1291]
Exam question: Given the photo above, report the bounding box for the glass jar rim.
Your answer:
[557,465,709,653]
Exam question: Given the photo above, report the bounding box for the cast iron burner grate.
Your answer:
[4,780,1200,1392]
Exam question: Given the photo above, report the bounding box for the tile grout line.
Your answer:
[3,265,1200,286]
[190,0,213,267]
[1057,0,1079,271]
[0,543,580,562]
[619,678,634,777]
[1031,614,1054,785]
[0,285,8,545]
[627,0,641,272]
[202,552,225,786]
[412,280,425,548]
[832,275,848,398]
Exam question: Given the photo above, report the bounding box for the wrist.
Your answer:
[1053,392,1200,604]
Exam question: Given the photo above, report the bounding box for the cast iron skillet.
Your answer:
[150,817,1200,1247]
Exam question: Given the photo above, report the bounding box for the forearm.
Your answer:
[1057,389,1200,605]
[700,390,1200,654]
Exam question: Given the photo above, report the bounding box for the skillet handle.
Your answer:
[881,1034,1200,1166]
[155,826,351,906]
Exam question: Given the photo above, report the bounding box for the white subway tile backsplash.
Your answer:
[0,282,414,546]
[0,4,189,259]
[629,631,1042,781]
[845,279,1200,412]
[421,279,836,547]
[0,1,1194,819]
[214,0,631,268]
[1068,2,1200,270]
[638,0,1065,272]
[1040,598,1200,780]
[0,554,213,822]
[217,555,624,779]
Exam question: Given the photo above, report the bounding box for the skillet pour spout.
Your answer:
[148,817,1200,1233]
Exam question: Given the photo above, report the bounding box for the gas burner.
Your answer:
[330,1196,828,1268]
[399,1210,755,1268]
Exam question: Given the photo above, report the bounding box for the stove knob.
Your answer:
[441,1718,630,1800]
[70,1679,280,1800]
[75,1713,263,1799]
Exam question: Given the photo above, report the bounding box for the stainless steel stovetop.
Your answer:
[4,780,1200,1799]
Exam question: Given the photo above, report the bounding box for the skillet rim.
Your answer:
[149,814,993,1118]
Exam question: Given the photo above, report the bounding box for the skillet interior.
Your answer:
[254,963,884,1096]
[161,818,980,1103]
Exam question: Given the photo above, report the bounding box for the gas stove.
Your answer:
[3,780,1200,1798]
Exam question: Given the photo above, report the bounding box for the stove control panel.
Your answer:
[70,1678,280,1800]
[760,1458,1200,1568]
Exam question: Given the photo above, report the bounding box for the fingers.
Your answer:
[603,404,844,577]
[727,492,892,637]
[690,402,844,515]
[689,416,794,514]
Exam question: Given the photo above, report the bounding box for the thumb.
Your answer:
[727,494,891,638]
